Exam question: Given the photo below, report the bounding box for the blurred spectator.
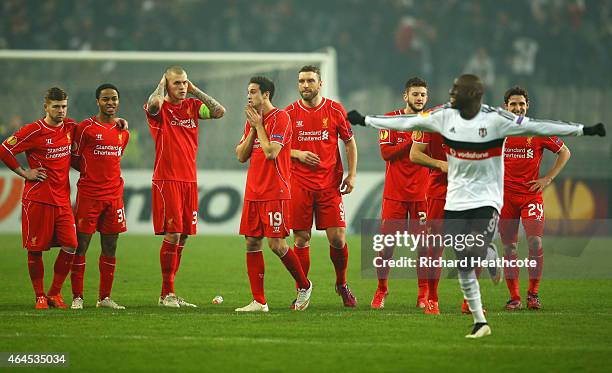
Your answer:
[464,47,495,103]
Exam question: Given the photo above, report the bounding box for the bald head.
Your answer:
[449,74,484,109]
[165,65,186,76]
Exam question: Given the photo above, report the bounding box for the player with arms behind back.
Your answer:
[0,88,78,309]
[145,66,226,308]
[70,84,130,310]
[372,77,430,310]
[235,76,312,312]
[499,86,571,311]
[285,65,358,308]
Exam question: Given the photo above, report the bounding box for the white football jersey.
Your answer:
[365,104,584,212]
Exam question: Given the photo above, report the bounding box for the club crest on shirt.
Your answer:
[6,136,17,146]
[379,130,390,141]
[322,118,328,129]
[412,131,423,141]
[118,133,123,144]
[66,133,71,142]
[526,137,533,146]
[478,127,487,137]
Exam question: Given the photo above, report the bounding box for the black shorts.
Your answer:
[444,206,499,265]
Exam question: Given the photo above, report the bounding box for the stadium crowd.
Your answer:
[2,0,611,92]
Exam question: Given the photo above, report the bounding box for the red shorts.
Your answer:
[74,194,127,235]
[427,198,446,234]
[152,180,198,235]
[290,182,346,231]
[499,192,545,245]
[22,200,77,251]
[239,200,291,238]
[380,198,427,234]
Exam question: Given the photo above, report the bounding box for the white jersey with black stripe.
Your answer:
[365,104,584,212]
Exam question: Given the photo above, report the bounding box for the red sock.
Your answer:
[27,252,45,297]
[174,243,185,276]
[281,249,309,289]
[330,244,348,286]
[160,240,177,297]
[504,252,521,301]
[376,246,394,293]
[416,248,429,299]
[99,255,116,300]
[427,247,443,302]
[246,251,266,304]
[48,249,75,296]
[294,245,310,277]
[528,247,544,294]
[71,254,86,299]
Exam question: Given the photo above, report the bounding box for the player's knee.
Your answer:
[504,243,518,257]
[245,237,262,252]
[527,236,542,250]
[327,229,346,249]
[164,233,181,244]
[179,234,189,245]
[62,246,77,254]
[267,239,287,254]
[294,231,311,247]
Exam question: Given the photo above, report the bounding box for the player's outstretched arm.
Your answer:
[498,110,606,137]
[347,110,440,132]
[187,80,226,119]
[146,75,165,116]
[410,142,447,172]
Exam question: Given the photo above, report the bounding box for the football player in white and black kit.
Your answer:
[347,74,606,339]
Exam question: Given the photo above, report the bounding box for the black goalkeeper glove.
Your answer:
[347,110,366,126]
[583,123,606,136]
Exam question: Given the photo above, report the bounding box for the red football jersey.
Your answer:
[379,109,429,201]
[1,118,75,206]
[419,132,448,200]
[72,116,129,200]
[144,98,203,182]
[285,98,353,191]
[503,136,564,195]
[241,107,292,201]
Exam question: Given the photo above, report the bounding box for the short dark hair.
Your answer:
[44,87,68,103]
[404,77,427,92]
[504,86,529,104]
[299,65,321,80]
[165,65,186,76]
[249,76,275,100]
[95,83,120,99]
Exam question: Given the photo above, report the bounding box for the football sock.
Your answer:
[160,240,177,297]
[528,247,544,294]
[416,248,429,299]
[427,247,444,302]
[280,249,309,289]
[504,251,521,301]
[293,245,310,277]
[174,243,185,276]
[246,251,266,304]
[70,254,86,299]
[329,244,348,286]
[458,269,487,324]
[27,252,45,298]
[99,255,116,300]
[48,249,75,296]
[376,246,394,293]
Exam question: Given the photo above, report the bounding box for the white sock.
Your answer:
[458,269,487,324]
[485,244,498,261]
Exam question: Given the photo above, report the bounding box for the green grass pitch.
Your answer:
[1,234,611,372]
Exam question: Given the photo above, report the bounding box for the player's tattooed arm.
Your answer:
[147,75,165,116]
[187,80,226,119]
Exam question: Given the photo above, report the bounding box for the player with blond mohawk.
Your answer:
[145,66,226,308]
